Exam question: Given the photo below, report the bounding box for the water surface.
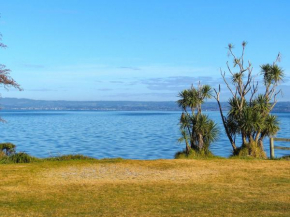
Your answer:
[1,111,289,159]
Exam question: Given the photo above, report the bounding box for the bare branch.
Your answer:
[243,67,253,93]
[228,45,237,60]
[213,86,237,151]
[273,52,281,65]
[221,69,235,97]
[0,28,23,122]
[270,89,282,111]
[226,61,234,76]
[249,81,258,103]
[0,65,22,91]
[241,41,247,66]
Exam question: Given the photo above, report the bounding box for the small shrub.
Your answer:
[175,149,218,159]
[9,152,38,163]
[0,154,10,164]
[45,154,94,161]
[0,151,6,158]
[0,143,16,156]
[233,142,267,159]
[274,155,290,161]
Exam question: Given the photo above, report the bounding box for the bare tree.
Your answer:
[214,42,283,158]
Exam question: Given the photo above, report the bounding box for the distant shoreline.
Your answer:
[1,97,290,112]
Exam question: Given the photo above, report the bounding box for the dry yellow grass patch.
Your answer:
[41,160,218,184]
[0,159,289,216]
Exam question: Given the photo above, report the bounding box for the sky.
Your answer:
[0,0,290,101]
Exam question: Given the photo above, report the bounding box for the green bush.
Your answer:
[0,143,16,156]
[175,149,219,159]
[45,154,94,161]
[232,141,267,159]
[9,152,38,163]
[281,155,290,160]
[0,155,10,164]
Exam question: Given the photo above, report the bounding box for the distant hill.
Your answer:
[0,98,289,112]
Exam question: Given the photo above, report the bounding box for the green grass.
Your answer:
[175,149,224,159]
[44,154,95,161]
[0,158,289,216]
[0,154,97,164]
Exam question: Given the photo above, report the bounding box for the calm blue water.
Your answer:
[0,111,289,159]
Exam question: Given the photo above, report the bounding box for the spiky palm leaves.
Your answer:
[192,114,218,150]
[226,95,279,146]
[177,90,190,111]
[178,84,212,114]
[178,130,191,154]
[177,84,218,154]
[261,115,280,139]
[261,64,284,85]
[216,43,284,158]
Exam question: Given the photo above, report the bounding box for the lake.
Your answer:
[0,110,290,159]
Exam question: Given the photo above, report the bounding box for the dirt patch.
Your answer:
[39,163,218,185]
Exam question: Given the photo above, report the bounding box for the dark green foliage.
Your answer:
[0,142,96,163]
[45,154,94,161]
[0,155,9,164]
[0,143,37,163]
[9,152,38,163]
[0,142,16,156]
[177,83,218,156]
[232,142,266,159]
[261,64,284,85]
[175,149,222,159]
[215,42,283,158]
[279,155,290,160]
[0,153,95,164]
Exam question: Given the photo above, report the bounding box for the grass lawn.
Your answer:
[0,158,289,216]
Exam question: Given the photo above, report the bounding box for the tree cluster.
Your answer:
[177,83,218,155]
[177,42,284,158]
[214,42,283,158]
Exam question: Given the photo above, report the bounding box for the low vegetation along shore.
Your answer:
[0,157,289,216]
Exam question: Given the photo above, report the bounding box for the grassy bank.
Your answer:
[0,158,289,216]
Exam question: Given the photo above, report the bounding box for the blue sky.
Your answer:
[0,0,289,101]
